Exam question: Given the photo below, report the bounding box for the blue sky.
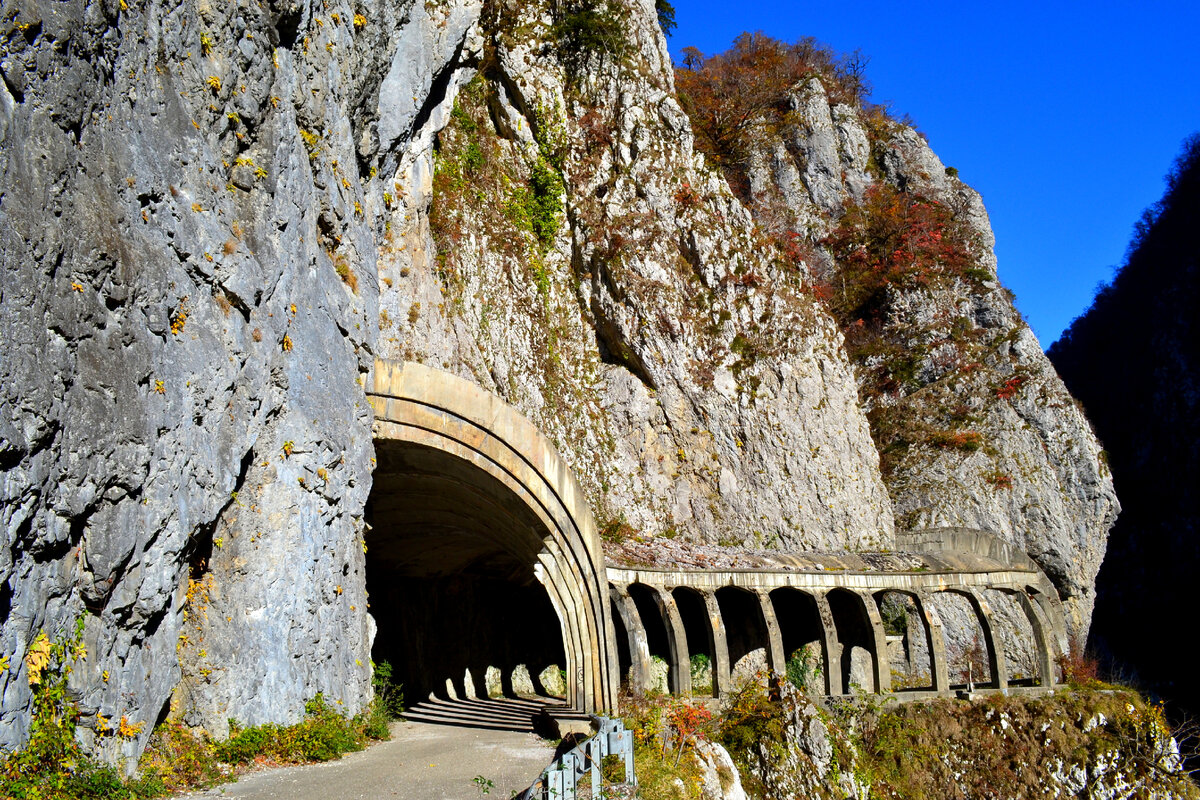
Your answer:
[666,1,1200,346]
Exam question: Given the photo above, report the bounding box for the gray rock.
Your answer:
[737,70,1118,642]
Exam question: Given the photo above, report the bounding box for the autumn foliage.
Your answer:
[819,183,978,324]
[674,33,870,191]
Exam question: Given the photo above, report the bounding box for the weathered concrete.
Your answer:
[367,359,618,714]
[608,544,1067,699]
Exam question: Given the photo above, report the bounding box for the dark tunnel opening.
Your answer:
[365,439,567,705]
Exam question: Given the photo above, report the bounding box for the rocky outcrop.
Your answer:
[381,1,894,553]
[724,74,1118,640]
[0,0,1115,770]
[730,686,1196,799]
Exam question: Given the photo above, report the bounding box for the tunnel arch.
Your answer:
[367,360,617,713]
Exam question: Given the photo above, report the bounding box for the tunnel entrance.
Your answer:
[366,439,567,705]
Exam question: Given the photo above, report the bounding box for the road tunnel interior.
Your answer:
[366,439,567,705]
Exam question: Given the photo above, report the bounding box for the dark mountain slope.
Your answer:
[1049,134,1200,710]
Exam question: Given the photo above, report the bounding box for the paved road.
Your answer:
[175,698,558,800]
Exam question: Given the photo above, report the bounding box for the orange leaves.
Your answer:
[666,699,714,741]
[995,375,1027,400]
[674,33,872,183]
[819,183,977,323]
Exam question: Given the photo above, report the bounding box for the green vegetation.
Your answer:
[1,632,399,800]
[623,695,714,799]
[0,619,164,800]
[689,653,712,693]
[784,644,822,693]
[216,694,375,765]
[654,0,676,36]
[551,1,627,81]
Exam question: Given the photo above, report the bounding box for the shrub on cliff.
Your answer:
[551,0,627,80]
[674,33,872,188]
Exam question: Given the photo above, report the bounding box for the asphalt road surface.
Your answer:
[174,697,558,800]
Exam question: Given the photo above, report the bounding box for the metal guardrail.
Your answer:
[518,716,636,799]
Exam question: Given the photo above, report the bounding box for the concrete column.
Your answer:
[536,555,581,708]
[546,544,594,711]
[650,586,692,696]
[855,590,891,693]
[610,583,653,694]
[1013,589,1057,687]
[964,588,1009,691]
[813,592,844,696]
[701,591,732,698]
[755,590,787,677]
[601,596,622,711]
[916,591,951,695]
[1030,584,1070,665]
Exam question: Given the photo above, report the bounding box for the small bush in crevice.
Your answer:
[551,1,627,81]
[371,660,405,721]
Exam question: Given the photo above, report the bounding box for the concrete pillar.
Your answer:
[813,592,844,696]
[650,586,692,696]
[964,588,1009,691]
[916,591,951,695]
[544,540,601,713]
[855,590,891,694]
[701,590,732,698]
[536,555,581,708]
[610,583,653,694]
[1030,584,1070,665]
[1013,589,1057,687]
[754,590,787,677]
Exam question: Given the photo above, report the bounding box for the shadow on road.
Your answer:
[401,695,565,733]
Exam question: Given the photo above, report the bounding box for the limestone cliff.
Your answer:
[0,0,1111,765]
[380,1,893,553]
[674,53,1118,639]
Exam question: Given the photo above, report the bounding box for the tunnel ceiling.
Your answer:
[368,439,550,584]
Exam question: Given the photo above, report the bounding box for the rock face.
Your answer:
[0,0,1111,767]
[0,0,394,760]
[381,2,894,553]
[715,72,1118,640]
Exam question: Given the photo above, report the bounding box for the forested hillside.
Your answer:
[1049,134,1200,714]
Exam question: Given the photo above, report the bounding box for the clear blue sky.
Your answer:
[667,1,1200,346]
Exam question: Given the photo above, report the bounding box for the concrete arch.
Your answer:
[872,589,944,693]
[368,360,617,714]
[931,587,1009,691]
[769,587,832,694]
[671,586,728,698]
